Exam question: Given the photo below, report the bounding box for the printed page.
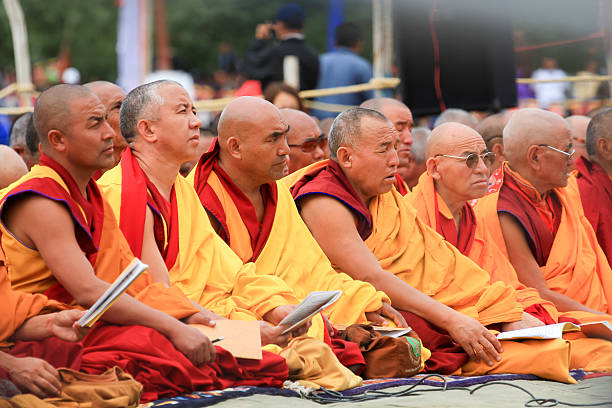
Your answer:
[580,321,612,341]
[278,290,342,334]
[496,322,580,340]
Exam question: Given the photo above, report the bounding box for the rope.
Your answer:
[517,75,612,84]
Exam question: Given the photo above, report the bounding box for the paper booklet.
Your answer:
[278,290,342,334]
[76,258,148,328]
[496,321,612,341]
[192,320,262,360]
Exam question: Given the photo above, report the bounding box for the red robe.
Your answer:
[575,156,612,266]
[191,142,366,370]
[291,160,469,374]
[0,154,288,402]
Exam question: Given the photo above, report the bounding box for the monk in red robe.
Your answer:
[476,108,612,316]
[0,262,87,398]
[97,80,306,345]
[573,109,612,265]
[0,85,287,402]
[287,108,572,380]
[361,98,414,193]
[409,122,612,372]
[281,108,326,174]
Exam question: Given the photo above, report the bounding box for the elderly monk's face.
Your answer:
[64,95,115,171]
[88,83,127,162]
[533,128,574,189]
[433,131,490,201]
[286,114,325,174]
[153,84,202,164]
[379,103,413,168]
[348,117,399,198]
[241,109,290,183]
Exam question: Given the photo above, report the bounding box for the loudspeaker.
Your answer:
[394,0,517,116]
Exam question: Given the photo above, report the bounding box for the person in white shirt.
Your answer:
[530,57,568,109]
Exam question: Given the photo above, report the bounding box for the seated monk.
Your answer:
[0,146,28,189]
[409,122,612,371]
[187,96,406,335]
[476,108,612,316]
[360,98,413,194]
[0,85,288,402]
[97,80,306,345]
[281,108,326,174]
[573,109,612,266]
[287,108,576,382]
[84,81,129,171]
[1,263,87,398]
[565,115,590,161]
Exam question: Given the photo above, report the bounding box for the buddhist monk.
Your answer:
[288,108,576,382]
[433,108,478,128]
[0,85,288,402]
[98,80,306,345]
[0,146,28,189]
[9,113,39,169]
[281,108,326,174]
[1,264,87,398]
[187,97,405,335]
[475,113,509,173]
[409,122,612,371]
[84,81,128,168]
[476,108,612,316]
[565,115,590,161]
[573,109,612,267]
[360,98,417,192]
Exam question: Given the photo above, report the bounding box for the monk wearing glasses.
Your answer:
[476,108,612,317]
[281,108,327,174]
[409,121,612,372]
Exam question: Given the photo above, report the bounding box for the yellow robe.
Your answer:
[410,172,612,372]
[0,165,199,320]
[98,163,299,321]
[476,167,612,315]
[187,168,390,328]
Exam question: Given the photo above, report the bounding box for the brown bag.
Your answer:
[337,324,422,379]
[46,367,142,408]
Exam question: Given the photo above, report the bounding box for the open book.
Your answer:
[278,290,342,334]
[497,321,612,341]
[76,258,148,328]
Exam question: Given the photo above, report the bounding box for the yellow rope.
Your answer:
[516,75,612,84]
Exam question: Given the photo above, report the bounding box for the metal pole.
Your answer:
[2,0,33,101]
[372,0,393,97]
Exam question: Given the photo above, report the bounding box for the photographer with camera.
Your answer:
[244,3,319,91]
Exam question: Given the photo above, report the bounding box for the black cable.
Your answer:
[304,377,612,407]
[470,382,612,407]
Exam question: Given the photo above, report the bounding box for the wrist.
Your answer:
[0,352,17,370]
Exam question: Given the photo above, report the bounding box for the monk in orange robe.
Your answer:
[573,109,612,266]
[187,97,405,334]
[281,108,326,174]
[476,108,612,316]
[409,122,612,372]
[360,98,414,193]
[97,80,306,345]
[0,261,88,398]
[0,85,288,402]
[288,107,576,382]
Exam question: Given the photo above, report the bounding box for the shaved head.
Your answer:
[586,108,612,159]
[476,113,509,150]
[218,96,283,144]
[281,108,324,173]
[0,145,28,189]
[503,108,570,167]
[565,115,590,159]
[360,97,407,112]
[33,84,97,150]
[433,108,478,129]
[280,108,317,136]
[328,107,390,160]
[84,80,123,94]
[427,122,484,158]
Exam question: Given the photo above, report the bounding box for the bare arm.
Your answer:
[300,194,503,365]
[3,195,215,364]
[499,213,602,314]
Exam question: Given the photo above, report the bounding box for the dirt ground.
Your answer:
[214,376,612,408]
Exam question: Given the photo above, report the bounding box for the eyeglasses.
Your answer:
[537,144,575,160]
[288,134,327,153]
[435,151,496,169]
